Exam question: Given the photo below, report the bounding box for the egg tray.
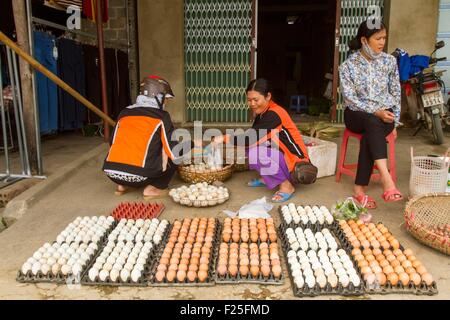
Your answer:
[214,241,285,285]
[79,223,171,287]
[110,202,165,220]
[147,220,222,287]
[16,246,101,285]
[332,222,405,253]
[277,206,337,231]
[344,247,439,296]
[278,226,365,298]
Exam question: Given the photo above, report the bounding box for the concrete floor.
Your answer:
[0,128,448,300]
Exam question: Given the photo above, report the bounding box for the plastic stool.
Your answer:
[336,128,397,183]
[290,95,308,113]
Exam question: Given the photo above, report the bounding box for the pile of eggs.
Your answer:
[285,228,339,252]
[339,220,400,250]
[216,242,282,279]
[56,216,115,244]
[107,218,168,244]
[351,247,434,287]
[87,240,153,283]
[184,162,222,173]
[153,218,217,283]
[281,204,334,226]
[169,183,229,207]
[222,218,277,243]
[21,242,98,277]
[286,248,361,290]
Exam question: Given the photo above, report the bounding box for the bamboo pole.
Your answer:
[0,30,116,127]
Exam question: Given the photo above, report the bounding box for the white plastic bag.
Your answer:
[223,197,273,219]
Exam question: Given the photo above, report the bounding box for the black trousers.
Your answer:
[344,108,394,186]
[108,161,177,190]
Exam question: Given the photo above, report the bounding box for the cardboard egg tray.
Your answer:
[345,248,438,296]
[214,240,284,285]
[332,222,405,253]
[80,223,171,287]
[278,226,365,298]
[278,206,337,231]
[16,219,118,285]
[16,243,102,285]
[111,202,165,220]
[147,219,221,287]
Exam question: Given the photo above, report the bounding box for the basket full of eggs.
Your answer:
[169,183,230,208]
[178,161,234,184]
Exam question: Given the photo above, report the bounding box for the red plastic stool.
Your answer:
[336,128,397,183]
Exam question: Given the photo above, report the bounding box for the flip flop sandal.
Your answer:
[382,189,404,203]
[353,194,377,210]
[271,191,294,203]
[143,190,169,201]
[247,179,267,187]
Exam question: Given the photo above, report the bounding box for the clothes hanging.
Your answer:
[34,31,59,134]
[82,0,109,23]
[57,37,87,130]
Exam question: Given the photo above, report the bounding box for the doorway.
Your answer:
[256,0,337,122]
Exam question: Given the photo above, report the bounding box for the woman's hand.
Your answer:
[374,109,395,123]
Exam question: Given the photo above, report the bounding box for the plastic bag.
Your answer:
[204,144,223,169]
[223,197,273,219]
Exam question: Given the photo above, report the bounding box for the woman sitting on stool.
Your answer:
[339,19,403,209]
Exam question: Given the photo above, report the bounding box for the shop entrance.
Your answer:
[256,0,337,122]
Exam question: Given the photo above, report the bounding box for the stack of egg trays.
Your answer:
[277,205,338,231]
[148,218,222,287]
[278,224,365,298]
[332,222,438,296]
[214,226,284,285]
[80,221,171,287]
[110,202,165,220]
[16,219,118,285]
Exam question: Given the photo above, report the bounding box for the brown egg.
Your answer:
[352,248,362,256]
[402,260,413,269]
[250,259,260,267]
[228,258,238,266]
[398,273,410,286]
[366,255,376,263]
[362,248,372,256]
[240,258,250,266]
[200,256,209,265]
[159,257,169,266]
[364,273,376,285]
[232,233,240,243]
[269,233,277,242]
[217,265,227,276]
[157,264,167,272]
[371,240,381,249]
[178,264,188,272]
[371,266,382,274]
[187,270,197,282]
[188,264,198,272]
[199,264,209,272]
[361,266,372,275]
[403,249,413,257]
[351,240,361,248]
[358,260,369,268]
[394,266,405,274]
[412,260,422,269]
[228,265,238,277]
[239,265,249,277]
[390,259,401,268]
[198,270,208,282]
[155,270,166,282]
[393,249,403,256]
[380,241,391,250]
[259,265,270,278]
[250,232,259,243]
[376,254,385,263]
[405,267,416,275]
[387,273,399,286]
[270,259,281,266]
[250,265,260,278]
[379,260,389,268]
[361,240,371,249]
[410,273,422,286]
[176,270,187,282]
[354,254,365,262]
[416,265,428,276]
[241,233,249,242]
[397,255,407,263]
[375,273,387,286]
[166,270,176,282]
[383,265,394,275]
[260,233,268,242]
[386,254,396,263]
[168,264,178,272]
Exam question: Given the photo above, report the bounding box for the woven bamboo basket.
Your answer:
[178,164,234,184]
[404,193,450,256]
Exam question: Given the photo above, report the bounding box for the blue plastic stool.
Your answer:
[290,95,308,113]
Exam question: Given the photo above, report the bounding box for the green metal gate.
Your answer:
[336,0,385,123]
[185,0,253,123]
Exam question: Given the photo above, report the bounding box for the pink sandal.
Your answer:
[353,194,377,210]
[382,189,404,203]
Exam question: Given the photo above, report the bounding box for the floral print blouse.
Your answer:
[339,51,401,124]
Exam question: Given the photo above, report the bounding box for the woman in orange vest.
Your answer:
[213,79,318,203]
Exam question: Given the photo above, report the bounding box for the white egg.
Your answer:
[336,268,347,278]
[110,269,120,282]
[324,267,335,276]
[124,262,134,272]
[99,269,109,281]
[21,262,32,274]
[305,276,316,289]
[130,269,142,282]
[51,263,61,275]
[295,277,305,288]
[32,251,42,260]
[339,274,350,288]
[343,260,355,270]
[290,242,300,252]
[72,263,83,276]
[106,256,117,265]
[350,274,361,287]
[61,264,71,275]
[88,268,99,281]
[120,269,130,282]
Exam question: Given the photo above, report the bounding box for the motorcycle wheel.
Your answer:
[431,112,444,145]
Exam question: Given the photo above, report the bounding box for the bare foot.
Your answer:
[143,185,166,197]
[115,185,128,195]
[279,180,295,194]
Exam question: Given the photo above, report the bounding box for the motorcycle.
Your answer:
[393,42,449,145]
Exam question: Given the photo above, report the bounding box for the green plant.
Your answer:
[332,198,371,222]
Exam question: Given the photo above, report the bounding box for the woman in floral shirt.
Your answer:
[339,19,403,209]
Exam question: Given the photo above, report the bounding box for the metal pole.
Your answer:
[6,47,27,173]
[26,0,43,175]
[11,50,32,176]
[0,52,11,178]
[95,0,110,141]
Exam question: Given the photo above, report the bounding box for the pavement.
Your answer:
[0,128,448,300]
